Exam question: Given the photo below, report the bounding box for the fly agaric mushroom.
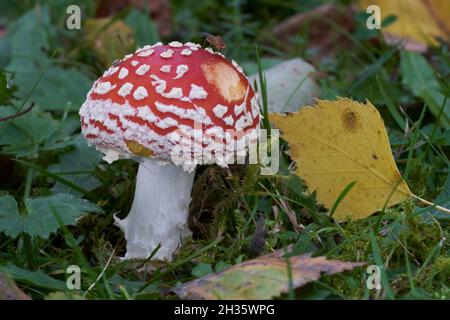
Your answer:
[79,41,260,260]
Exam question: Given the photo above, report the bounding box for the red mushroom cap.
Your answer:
[79,42,260,169]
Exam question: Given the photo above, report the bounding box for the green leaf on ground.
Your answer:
[45,292,86,300]
[0,71,13,105]
[0,193,102,238]
[48,135,103,195]
[125,9,160,47]
[400,51,450,128]
[0,195,20,237]
[31,67,92,111]
[0,263,66,291]
[191,263,213,277]
[419,173,450,220]
[6,7,92,111]
[0,105,76,157]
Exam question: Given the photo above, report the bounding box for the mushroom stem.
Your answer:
[114,158,195,260]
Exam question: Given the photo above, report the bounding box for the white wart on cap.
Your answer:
[79,42,260,169]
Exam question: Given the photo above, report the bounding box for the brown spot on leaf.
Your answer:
[342,110,360,133]
[372,153,378,160]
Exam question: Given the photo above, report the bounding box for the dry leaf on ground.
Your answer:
[0,273,30,300]
[172,248,362,300]
[270,98,412,221]
[359,0,450,51]
[85,18,135,67]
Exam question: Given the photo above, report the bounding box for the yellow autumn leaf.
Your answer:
[270,98,413,221]
[359,0,450,49]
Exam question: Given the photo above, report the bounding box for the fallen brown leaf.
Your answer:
[85,17,135,67]
[172,248,363,300]
[0,273,30,300]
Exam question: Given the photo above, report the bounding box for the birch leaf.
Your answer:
[173,248,362,300]
[270,98,412,221]
[359,0,450,50]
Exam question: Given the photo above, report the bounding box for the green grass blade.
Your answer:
[369,229,395,299]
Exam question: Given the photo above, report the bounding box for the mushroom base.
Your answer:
[114,158,195,260]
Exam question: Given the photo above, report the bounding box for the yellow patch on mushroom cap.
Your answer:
[201,61,246,102]
[126,140,153,157]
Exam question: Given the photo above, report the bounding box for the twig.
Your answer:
[0,102,35,122]
[271,4,336,39]
[84,247,116,297]
[413,195,450,214]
